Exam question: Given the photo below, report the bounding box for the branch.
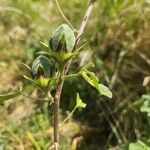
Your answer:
[76,0,95,44]
[53,0,95,149]
[65,0,95,74]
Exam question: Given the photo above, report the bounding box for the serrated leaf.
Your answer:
[0,88,22,105]
[31,55,52,78]
[76,93,86,108]
[51,24,75,52]
[98,84,112,98]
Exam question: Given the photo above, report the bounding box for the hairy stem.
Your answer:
[53,1,95,149]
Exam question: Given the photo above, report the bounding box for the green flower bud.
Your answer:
[49,24,75,53]
[31,55,58,90]
[31,56,52,78]
[37,76,49,88]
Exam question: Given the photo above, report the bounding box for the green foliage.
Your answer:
[23,55,59,92]
[98,84,112,98]
[31,0,43,2]
[140,94,150,114]
[140,94,150,125]
[31,55,56,78]
[76,93,86,108]
[117,139,150,150]
[122,94,150,115]
[0,88,22,105]
[80,62,112,98]
[47,24,76,63]
[23,75,39,86]
[49,24,75,52]
[129,140,150,150]
[0,0,149,149]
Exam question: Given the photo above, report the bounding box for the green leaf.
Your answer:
[140,93,150,114]
[23,75,38,86]
[81,68,99,87]
[39,41,49,48]
[31,0,43,2]
[122,97,144,115]
[98,84,112,98]
[76,93,86,108]
[50,24,75,52]
[20,63,31,71]
[0,88,22,105]
[80,66,112,98]
[142,94,150,100]
[129,143,143,150]
[129,140,150,150]
[31,55,54,78]
[81,61,95,69]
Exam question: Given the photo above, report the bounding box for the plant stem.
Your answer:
[54,0,77,32]
[62,73,80,80]
[53,1,95,149]
[53,79,64,150]
[76,0,95,44]
[59,106,77,127]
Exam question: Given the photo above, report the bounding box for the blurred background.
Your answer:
[0,0,150,149]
